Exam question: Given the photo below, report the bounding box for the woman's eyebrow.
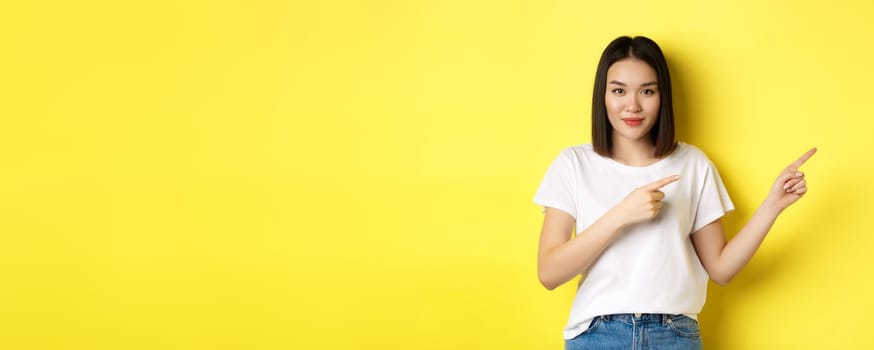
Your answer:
[608,80,658,86]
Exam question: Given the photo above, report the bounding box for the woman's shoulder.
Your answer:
[560,143,595,155]
[673,142,722,172]
[555,144,599,162]
[674,142,712,161]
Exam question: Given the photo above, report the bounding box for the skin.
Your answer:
[691,149,815,285]
[536,58,816,290]
[604,59,661,167]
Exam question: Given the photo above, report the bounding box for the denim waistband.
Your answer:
[598,313,675,325]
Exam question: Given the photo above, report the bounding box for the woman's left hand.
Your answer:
[765,148,817,211]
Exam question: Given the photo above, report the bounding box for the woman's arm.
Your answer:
[537,175,680,290]
[692,148,817,285]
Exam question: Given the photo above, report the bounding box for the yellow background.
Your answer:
[1,1,871,349]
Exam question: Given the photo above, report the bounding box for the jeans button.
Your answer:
[634,313,641,318]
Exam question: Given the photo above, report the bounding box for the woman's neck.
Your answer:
[611,139,658,167]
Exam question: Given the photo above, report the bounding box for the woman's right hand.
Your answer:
[537,174,680,290]
[613,175,679,227]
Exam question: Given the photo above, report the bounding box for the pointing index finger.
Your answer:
[788,147,817,170]
[645,175,680,190]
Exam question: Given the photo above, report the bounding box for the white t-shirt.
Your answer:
[533,142,734,340]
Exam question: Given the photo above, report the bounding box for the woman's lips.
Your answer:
[622,118,643,126]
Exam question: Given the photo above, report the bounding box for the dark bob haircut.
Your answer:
[591,36,677,158]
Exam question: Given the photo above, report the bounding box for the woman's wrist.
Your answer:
[760,197,785,216]
[601,207,628,234]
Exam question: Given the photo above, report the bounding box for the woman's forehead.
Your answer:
[607,59,657,83]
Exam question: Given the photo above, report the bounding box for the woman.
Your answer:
[533,36,815,349]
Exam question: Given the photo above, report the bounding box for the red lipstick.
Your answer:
[622,118,643,126]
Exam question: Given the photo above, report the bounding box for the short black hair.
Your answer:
[591,36,677,158]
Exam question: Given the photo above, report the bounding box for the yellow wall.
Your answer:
[1,1,871,349]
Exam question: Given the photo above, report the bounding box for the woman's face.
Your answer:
[604,58,660,146]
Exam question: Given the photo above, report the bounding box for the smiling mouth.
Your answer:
[622,118,643,126]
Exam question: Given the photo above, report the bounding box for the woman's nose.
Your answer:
[625,96,642,112]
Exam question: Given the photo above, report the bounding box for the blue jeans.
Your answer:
[565,314,702,350]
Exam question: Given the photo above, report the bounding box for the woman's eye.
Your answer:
[641,89,656,95]
[611,88,624,94]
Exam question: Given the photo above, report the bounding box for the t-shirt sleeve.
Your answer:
[692,161,735,233]
[533,151,577,220]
